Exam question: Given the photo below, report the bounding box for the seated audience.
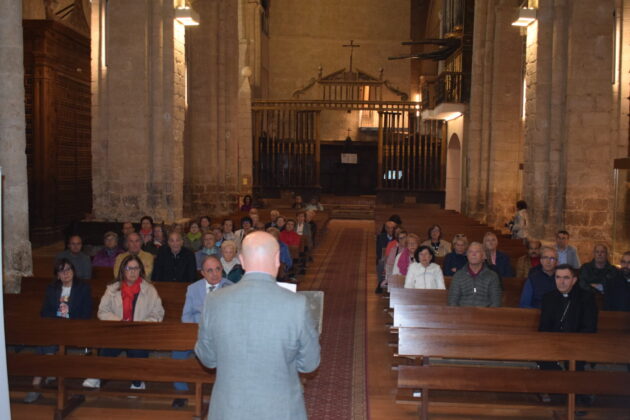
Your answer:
[538,264,598,405]
[195,232,220,270]
[483,231,515,278]
[392,233,420,276]
[292,194,304,209]
[404,246,445,289]
[234,216,253,249]
[152,232,197,283]
[120,221,136,249]
[295,212,312,249]
[448,242,502,307]
[604,251,630,311]
[279,219,301,247]
[384,227,403,260]
[184,221,203,252]
[276,215,287,231]
[519,246,558,309]
[267,227,293,276]
[421,224,452,257]
[55,235,92,280]
[579,244,620,294]
[375,220,397,293]
[83,255,164,390]
[516,239,541,278]
[142,224,165,255]
[92,232,124,268]
[442,235,468,276]
[220,240,244,283]
[305,196,324,211]
[510,200,529,240]
[24,259,93,403]
[199,216,211,233]
[249,208,260,225]
[114,232,155,279]
[381,230,407,288]
[264,210,280,229]
[171,255,233,407]
[211,225,224,248]
[555,230,581,268]
[540,264,598,332]
[139,216,153,246]
[306,210,317,245]
[240,194,253,211]
[222,219,235,241]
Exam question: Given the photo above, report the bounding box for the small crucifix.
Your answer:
[342,40,360,72]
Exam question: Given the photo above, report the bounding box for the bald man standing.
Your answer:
[195,232,320,420]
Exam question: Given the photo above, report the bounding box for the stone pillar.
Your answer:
[184,0,243,217]
[522,0,623,260]
[464,0,523,227]
[0,0,33,292]
[92,0,186,223]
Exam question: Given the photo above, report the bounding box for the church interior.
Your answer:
[1,0,630,419]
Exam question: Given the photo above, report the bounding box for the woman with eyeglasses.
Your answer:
[82,254,164,391]
[24,259,93,403]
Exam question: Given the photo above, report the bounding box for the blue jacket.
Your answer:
[181,277,233,323]
[41,279,93,319]
[442,252,467,276]
[519,265,556,309]
[279,241,293,270]
[487,250,515,278]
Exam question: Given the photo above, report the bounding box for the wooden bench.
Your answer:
[393,305,630,333]
[388,285,523,308]
[5,315,213,419]
[397,328,630,420]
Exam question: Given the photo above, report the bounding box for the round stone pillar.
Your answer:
[0,0,33,292]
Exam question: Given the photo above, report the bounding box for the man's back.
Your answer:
[195,272,320,420]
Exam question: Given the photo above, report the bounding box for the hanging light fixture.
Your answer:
[512,8,537,27]
[175,6,200,26]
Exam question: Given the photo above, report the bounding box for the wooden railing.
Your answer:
[420,71,469,110]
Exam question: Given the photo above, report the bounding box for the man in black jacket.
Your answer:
[152,232,197,283]
[538,264,598,407]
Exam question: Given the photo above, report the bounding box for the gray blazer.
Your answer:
[195,272,320,420]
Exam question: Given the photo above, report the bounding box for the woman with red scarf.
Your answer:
[82,255,164,391]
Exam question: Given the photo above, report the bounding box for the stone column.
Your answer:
[0,0,33,292]
[92,0,186,223]
[464,0,523,227]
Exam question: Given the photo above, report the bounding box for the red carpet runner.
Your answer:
[301,220,369,420]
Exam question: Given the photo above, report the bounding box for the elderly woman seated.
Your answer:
[392,233,420,276]
[24,259,93,403]
[442,235,469,276]
[483,231,515,278]
[404,246,445,289]
[195,232,220,270]
[421,224,452,257]
[220,240,244,283]
[92,231,124,268]
[184,221,203,251]
[82,254,164,390]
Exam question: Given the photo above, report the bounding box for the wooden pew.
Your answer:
[393,305,630,333]
[396,328,630,420]
[388,276,525,308]
[5,315,213,419]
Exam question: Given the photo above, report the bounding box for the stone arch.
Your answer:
[444,133,462,211]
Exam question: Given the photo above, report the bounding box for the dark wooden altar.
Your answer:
[24,20,92,245]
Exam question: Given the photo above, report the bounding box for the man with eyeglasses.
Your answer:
[171,255,233,408]
[519,247,558,309]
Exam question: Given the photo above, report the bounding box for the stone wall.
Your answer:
[464,0,523,227]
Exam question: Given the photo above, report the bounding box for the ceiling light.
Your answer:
[512,8,537,27]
